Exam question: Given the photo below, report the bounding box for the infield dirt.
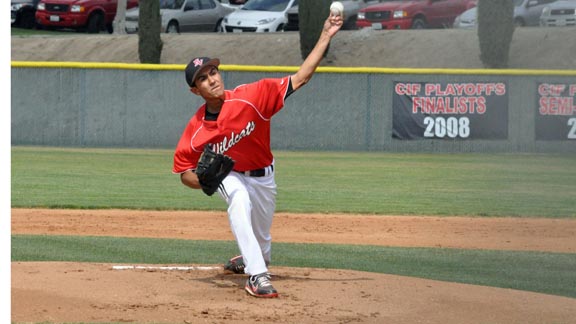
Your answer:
[11,208,576,323]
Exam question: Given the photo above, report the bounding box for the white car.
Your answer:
[540,0,576,26]
[125,6,140,33]
[221,0,298,32]
[452,6,477,28]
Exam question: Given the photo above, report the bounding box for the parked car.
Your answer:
[540,0,576,26]
[453,0,561,28]
[452,5,476,28]
[514,0,557,26]
[124,6,139,33]
[221,0,298,32]
[125,0,234,33]
[356,0,477,30]
[35,0,139,33]
[11,0,40,29]
[284,0,380,31]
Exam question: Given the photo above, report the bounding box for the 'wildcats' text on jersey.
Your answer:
[213,121,256,154]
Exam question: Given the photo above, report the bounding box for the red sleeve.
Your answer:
[237,76,290,119]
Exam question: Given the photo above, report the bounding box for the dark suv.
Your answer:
[11,0,40,29]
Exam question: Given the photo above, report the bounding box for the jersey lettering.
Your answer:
[214,121,256,154]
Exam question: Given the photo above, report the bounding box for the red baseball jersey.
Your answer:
[173,76,291,174]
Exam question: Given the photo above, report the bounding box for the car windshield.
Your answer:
[242,0,291,12]
[160,0,185,10]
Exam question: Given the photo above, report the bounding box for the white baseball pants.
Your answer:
[218,165,276,276]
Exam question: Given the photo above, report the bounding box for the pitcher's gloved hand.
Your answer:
[195,145,235,196]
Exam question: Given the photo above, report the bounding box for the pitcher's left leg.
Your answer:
[220,173,267,276]
[248,174,277,264]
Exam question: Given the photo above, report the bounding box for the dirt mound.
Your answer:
[12,261,576,324]
[11,27,576,69]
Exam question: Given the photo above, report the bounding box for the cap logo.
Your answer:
[193,58,204,67]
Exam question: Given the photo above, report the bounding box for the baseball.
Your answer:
[330,1,344,17]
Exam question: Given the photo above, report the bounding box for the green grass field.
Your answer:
[11,146,576,217]
[10,146,576,298]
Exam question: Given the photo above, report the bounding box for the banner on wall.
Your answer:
[392,82,508,140]
[536,83,576,140]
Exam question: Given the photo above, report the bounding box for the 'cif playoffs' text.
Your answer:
[395,82,507,115]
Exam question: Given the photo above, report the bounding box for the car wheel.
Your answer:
[514,17,525,27]
[214,20,224,32]
[20,11,36,29]
[343,17,358,30]
[411,17,427,29]
[39,25,55,31]
[167,21,179,33]
[87,13,104,33]
[276,24,285,32]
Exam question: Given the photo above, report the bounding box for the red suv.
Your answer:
[356,0,476,29]
[35,0,138,33]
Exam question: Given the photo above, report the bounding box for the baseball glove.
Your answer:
[195,145,235,196]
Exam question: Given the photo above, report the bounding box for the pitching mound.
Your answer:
[11,209,576,323]
[12,261,576,324]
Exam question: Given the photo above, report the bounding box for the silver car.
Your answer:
[514,0,558,26]
[125,0,235,33]
[163,0,236,32]
[453,0,559,28]
[540,0,576,26]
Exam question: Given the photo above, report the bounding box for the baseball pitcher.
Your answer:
[172,12,343,298]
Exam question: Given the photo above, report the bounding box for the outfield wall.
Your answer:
[11,62,576,153]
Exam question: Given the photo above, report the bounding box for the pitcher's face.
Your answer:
[191,66,224,99]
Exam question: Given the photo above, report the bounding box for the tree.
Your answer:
[138,0,163,64]
[477,0,515,68]
[298,0,331,60]
[113,0,128,35]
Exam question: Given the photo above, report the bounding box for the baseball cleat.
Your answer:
[245,273,278,298]
[224,255,245,274]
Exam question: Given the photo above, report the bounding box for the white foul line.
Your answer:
[112,265,221,271]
